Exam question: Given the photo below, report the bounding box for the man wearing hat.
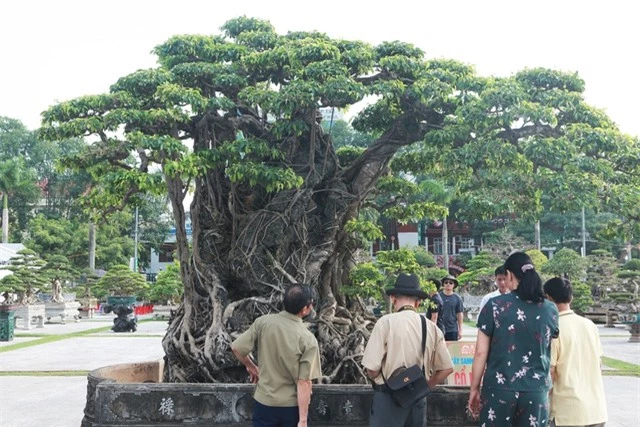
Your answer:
[362,273,454,427]
[439,275,464,341]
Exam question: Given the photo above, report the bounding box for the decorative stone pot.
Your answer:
[105,296,138,333]
[82,361,475,427]
[13,303,45,329]
[106,296,137,307]
[0,304,17,341]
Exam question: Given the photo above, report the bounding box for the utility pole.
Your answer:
[443,216,449,272]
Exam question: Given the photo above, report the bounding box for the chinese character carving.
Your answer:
[158,397,175,416]
[316,399,328,415]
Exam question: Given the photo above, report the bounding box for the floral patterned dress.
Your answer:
[476,292,559,426]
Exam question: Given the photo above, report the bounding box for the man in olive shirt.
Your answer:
[363,273,454,427]
[232,284,322,427]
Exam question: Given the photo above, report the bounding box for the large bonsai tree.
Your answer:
[40,17,639,383]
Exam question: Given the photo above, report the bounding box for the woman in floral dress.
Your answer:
[468,252,559,426]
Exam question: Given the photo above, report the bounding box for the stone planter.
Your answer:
[13,303,45,329]
[45,301,81,323]
[0,304,17,341]
[106,296,137,307]
[82,361,474,427]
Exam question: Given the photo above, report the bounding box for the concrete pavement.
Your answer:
[0,315,638,427]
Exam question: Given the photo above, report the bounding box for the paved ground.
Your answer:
[0,315,638,427]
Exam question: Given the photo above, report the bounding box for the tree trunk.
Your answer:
[534,220,541,250]
[161,110,434,384]
[442,216,449,272]
[88,222,96,271]
[2,193,8,243]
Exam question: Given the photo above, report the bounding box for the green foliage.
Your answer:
[0,249,48,304]
[456,251,502,290]
[585,250,620,296]
[375,249,422,276]
[335,145,366,166]
[148,262,183,304]
[24,213,134,270]
[412,247,436,267]
[344,249,436,307]
[525,249,548,270]
[623,259,640,271]
[344,219,384,242]
[345,262,385,299]
[41,255,79,288]
[323,119,374,149]
[541,248,586,281]
[93,265,149,298]
[570,280,594,314]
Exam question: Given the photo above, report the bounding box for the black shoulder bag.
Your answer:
[381,314,430,408]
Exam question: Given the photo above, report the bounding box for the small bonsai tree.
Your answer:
[585,249,621,299]
[93,264,149,299]
[41,255,79,303]
[0,249,48,305]
[617,259,640,301]
[75,268,101,298]
[148,262,183,305]
[542,248,593,314]
[456,251,503,293]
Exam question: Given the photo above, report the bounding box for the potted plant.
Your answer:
[0,249,48,334]
[76,268,101,318]
[0,277,19,341]
[94,265,150,332]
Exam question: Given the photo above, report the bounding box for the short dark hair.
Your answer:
[283,283,314,315]
[494,265,506,276]
[543,277,572,304]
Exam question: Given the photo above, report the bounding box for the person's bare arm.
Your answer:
[457,312,464,340]
[296,379,312,427]
[428,367,453,388]
[468,331,490,419]
[430,312,438,323]
[231,347,259,383]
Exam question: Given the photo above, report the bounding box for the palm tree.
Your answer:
[0,158,38,243]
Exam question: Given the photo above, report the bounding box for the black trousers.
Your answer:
[253,399,298,427]
[369,390,427,427]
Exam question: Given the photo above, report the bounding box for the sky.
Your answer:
[1,0,638,137]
